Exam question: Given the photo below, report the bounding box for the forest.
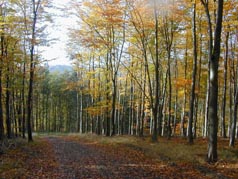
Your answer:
[0,0,238,177]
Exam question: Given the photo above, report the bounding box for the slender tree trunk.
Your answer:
[27,54,34,142]
[160,15,173,139]
[0,12,4,139]
[27,0,42,142]
[129,72,134,135]
[228,56,234,137]
[80,91,83,133]
[167,53,172,139]
[0,62,3,140]
[229,80,238,147]
[152,2,160,141]
[139,67,146,137]
[13,93,18,137]
[76,89,79,132]
[221,32,229,138]
[229,51,238,146]
[188,1,197,144]
[111,78,117,136]
[181,40,188,137]
[6,64,11,139]
[204,66,210,137]
[173,50,178,136]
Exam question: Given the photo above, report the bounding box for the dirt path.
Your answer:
[46,136,164,179]
[1,136,234,178]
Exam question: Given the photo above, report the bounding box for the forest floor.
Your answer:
[0,134,238,179]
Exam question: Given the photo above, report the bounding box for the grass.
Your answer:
[61,133,238,178]
[61,133,238,164]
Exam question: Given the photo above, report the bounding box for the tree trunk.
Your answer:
[152,2,160,141]
[161,69,168,136]
[27,0,42,142]
[229,81,238,147]
[181,39,188,137]
[167,53,172,139]
[173,50,178,136]
[188,1,197,144]
[0,10,4,140]
[221,32,229,138]
[6,64,11,139]
[27,54,34,142]
[228,57,234,137]
[0,59,3,140]
[201,0,224,163]
[204,67,210,137]
[111,78,117,136]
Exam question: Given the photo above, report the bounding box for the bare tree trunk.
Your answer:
[188,1,197,144]
[80,91,83,133]
[129,73,134,135]
[201,0,224,162]
[229,79,238,147]
[181,39,188,137]
[0,55,3,140]
[27,0,42,142]
[204,68,210,137]
[229,50,238,146]
[152,1,160,141]
[228,56,234,137]
[161,69,168,136]
[111,78,117,136]
[0,6,5,140]
[6,64,11,139]
[221,32,229,138]
[173,51,178,136]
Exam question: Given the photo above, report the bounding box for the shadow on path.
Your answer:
[46,136,163,179]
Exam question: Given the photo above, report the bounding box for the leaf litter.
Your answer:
[0,135,238,179]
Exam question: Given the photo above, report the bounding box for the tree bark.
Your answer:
[27,0,42,142]
[188,1,197,144]
[201,0,224,163]
[181,38,188,137]
[152,1,160,141]
[0,27,4,140]
[221,32,229,138]
[6,63,11,139]
[229,80,238,147]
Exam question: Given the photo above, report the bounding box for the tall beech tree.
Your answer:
[27,0,42,142]
[188,0,198,144]
[200,0,224,162]
[27,0,52,141]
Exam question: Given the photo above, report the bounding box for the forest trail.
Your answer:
[46,136,163,179]
[1,135,237,179]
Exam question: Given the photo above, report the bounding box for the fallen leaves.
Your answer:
[1,135,238,179]
[0,138,59,179]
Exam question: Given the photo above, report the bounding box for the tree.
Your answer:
[27,0,52,141]
[0,2,5,140]
[200,0,224,162]
[188,0,198,144]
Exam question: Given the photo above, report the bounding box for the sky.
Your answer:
[40,0,76,66]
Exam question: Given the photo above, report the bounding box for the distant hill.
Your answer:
[49,65,72,73]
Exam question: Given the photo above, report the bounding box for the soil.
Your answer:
[46,136,165,179]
